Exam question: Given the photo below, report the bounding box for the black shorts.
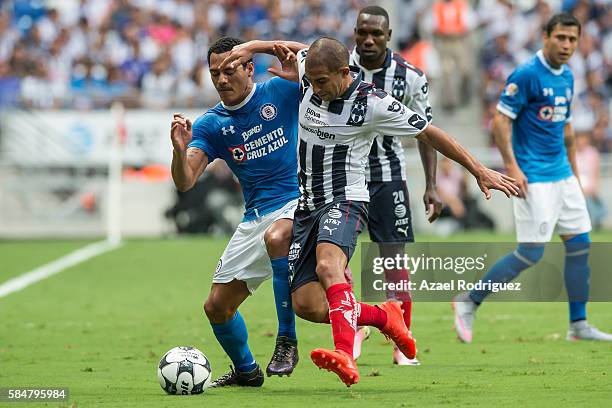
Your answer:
[289,200,367,292]
[367,180,414,243]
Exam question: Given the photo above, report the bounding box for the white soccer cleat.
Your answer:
[393,346,420,366]
[567,321,612,341]
[353,326,371,360]
[452,293,477,343]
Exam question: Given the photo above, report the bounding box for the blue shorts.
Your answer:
[288,200,367,291]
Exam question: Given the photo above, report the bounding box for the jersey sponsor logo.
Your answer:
[505,83,519,96]
[538,105,567,122]
[221,125,235,135]
[228,127,288,162]
[299,123,336,140]
[394,204,407,218]
[323,225,337,235]
[324,218,341,226]
[347,100,367,126]
[260,103,278,121]
[392,76,406,101]
[395,217,411,226]
[397,226,410,237]
[304,107,329,126]
[241,124,262,141]
[244,127,288,159]
[408,114,427,130]
[538,106,554,120]
[328,208,342,219]
[228,145,246,162]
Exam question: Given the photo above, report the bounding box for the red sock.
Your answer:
[384,268,412,329]
[356,303,387,329]
[326,283,357,356]
[384,268,411,301]
[401,300,412,330]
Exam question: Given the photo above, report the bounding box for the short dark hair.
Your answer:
[545,13,581,36]
[306,37,350,72]
[358,5,389,23]
[207,36,244,65]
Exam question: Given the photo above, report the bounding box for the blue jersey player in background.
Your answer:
[453,14,612,343]
[170,37,302,387]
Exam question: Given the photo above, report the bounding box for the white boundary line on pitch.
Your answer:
[0,239,123,298]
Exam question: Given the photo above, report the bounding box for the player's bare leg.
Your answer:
[204,280,264,387]
[292,281,329,323]
[264,219,299,376]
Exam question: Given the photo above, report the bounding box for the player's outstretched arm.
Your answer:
[220,40,308,70]
[170,113,208,192]
[492,111,528,197]
[417,124,520,199]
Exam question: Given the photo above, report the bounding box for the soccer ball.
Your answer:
[157,346,212,395]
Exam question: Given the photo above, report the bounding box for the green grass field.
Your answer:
[1,233,612,407]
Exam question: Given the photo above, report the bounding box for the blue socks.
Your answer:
[209,256,297,373]
[564,233,591,322]
[468,234,591,323]
[211,311,257,373]
[469,244,544,304]
[271,256,297,340]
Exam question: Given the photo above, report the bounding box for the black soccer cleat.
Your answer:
[266,336,299,377]
[209,364,264,388]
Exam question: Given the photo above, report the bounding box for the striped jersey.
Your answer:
[350,48,433,182]
[296,48,428,211]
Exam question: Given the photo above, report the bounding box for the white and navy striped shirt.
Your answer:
[350,48,433,182]
[296,48,428,211]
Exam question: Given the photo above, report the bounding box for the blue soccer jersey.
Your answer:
[496,50,574,183]
[189,77,300,221]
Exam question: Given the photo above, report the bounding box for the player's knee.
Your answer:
[292,294,327,323]
[203,297,236,324]
[264,227,291,253]
[315,258,342,283]
[516,243,545,264]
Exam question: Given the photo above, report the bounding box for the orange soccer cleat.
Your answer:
[378,301,417,359]
[310,348,359,387]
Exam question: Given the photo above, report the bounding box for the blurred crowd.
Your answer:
[0,1,609,146]
[0,0,370,110]
[0,0,609,231]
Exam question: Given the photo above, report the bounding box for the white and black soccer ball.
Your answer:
[157,346,212,395]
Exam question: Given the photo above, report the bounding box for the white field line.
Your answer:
[0,240,122,298]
